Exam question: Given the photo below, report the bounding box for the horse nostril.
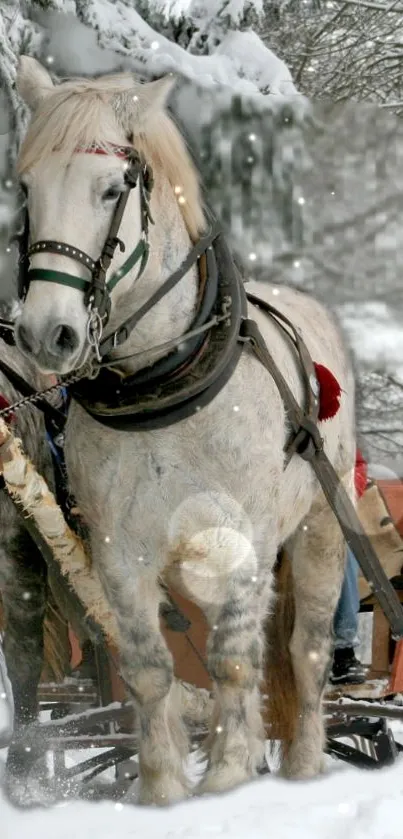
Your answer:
[50,324,80,355]
[16,322,36,355]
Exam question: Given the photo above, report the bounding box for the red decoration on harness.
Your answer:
[0,395,16,424]
[75,143,132,159]
[313,363,341,421]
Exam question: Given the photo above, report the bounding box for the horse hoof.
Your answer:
[279,756,325,781]
[125,775,189,807]
[5,738,55,808]
[5,770,57,809]
[196,763,252,797]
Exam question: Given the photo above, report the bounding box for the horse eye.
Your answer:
[102,186,123,202]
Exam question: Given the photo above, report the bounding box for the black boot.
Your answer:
[71,640,97,682]
[329,647,367,685]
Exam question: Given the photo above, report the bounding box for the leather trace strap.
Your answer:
[244,295,321,461]
[246,295,319,416]
[241,312,403,640]
[309,448,403,639]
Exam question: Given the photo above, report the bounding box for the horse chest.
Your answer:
[64,404,270,554]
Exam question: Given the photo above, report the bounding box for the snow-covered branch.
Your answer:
[29,1,300,98]
[261,0,403,109]
[332,0,403,12]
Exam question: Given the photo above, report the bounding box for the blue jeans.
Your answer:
[333,547,360,650]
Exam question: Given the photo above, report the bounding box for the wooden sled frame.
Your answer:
[357,480,403,694]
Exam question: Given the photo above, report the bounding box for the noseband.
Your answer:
[17,143,153,357]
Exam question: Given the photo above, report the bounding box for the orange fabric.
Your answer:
[377,480,403,536]
[390,639,403,693]
[354,448,368,499]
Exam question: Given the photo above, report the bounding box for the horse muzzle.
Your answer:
[15,317,83,374]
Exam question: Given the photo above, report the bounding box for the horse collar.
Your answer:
[69,231,247,430]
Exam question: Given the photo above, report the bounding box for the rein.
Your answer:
[99,220,222,360]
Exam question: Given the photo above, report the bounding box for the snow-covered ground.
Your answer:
[2,742,403,839]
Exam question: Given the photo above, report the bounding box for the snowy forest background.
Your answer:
[1,0,403,473]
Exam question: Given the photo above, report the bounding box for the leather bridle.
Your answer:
[15,142,221,365]
[17,143,153,359]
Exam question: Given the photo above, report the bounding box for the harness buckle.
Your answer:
[103,237,126,260]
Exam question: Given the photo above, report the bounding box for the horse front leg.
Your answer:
[94,541,190,806]
[197,566,272,796]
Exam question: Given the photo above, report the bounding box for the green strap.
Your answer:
[27,238,149,296]
[27,269,90,292]
[107,238,149,291]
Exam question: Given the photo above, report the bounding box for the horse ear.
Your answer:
[111,74,177,133]
[16,56,54,111]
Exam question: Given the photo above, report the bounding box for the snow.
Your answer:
[35,10,133,76]
[1,689,403,838]
[2,743,403,838]
[337,302,403,383]
[215,30,298,96]
[50,0,300,97]
[148,0,264,24]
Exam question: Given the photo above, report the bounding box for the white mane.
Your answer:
[17,73,205,241]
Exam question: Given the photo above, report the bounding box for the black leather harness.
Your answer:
[70,231,247,431]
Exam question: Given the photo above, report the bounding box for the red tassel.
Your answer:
[313,363,341,421]
[0,394,16,424]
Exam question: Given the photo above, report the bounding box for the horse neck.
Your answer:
[106,176,199,376]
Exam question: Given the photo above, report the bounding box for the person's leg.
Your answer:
[333,547,360,649]
[330,547,367,684]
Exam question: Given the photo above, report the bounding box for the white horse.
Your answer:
[14,56,356,805]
